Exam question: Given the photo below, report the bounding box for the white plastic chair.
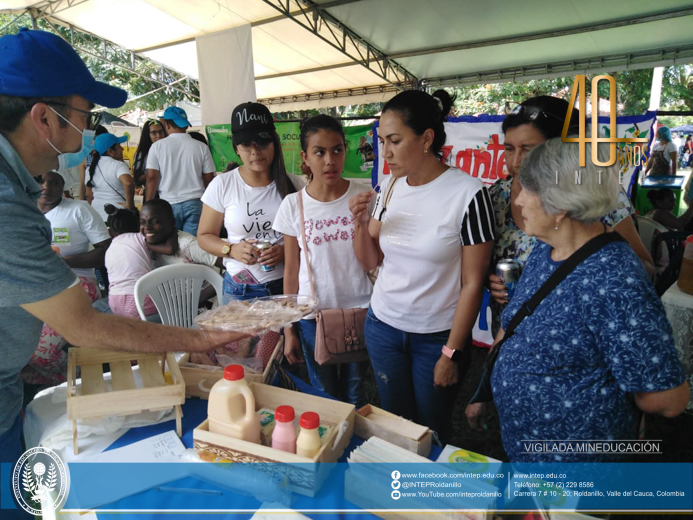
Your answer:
[134,264,224,327]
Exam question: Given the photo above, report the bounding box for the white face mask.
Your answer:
[45,107,96,170]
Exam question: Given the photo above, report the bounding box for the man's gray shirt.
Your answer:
[0,133,76,436]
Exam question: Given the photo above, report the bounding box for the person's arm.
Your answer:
[145,169,160,202]
[634,381,689,417]
[349,190,382,271]
[62,238,111,269]
[202,172,214,188]
[21,284,247,352]
[670,151,678,176]
[282,235,304,365]
[197,203,258,265]
[644,155,653,175]
[612,216,655,278]
[119,173,135,210]
[433,241,493,387]
[146,233,179,256]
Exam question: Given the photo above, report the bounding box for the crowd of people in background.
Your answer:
[0,29,690,485]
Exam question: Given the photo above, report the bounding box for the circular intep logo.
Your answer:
[12,447,70,516]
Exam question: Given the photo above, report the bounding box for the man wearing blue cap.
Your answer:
[145,106,215,236]
[0,29,246,486]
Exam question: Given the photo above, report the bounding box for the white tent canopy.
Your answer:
[2,0,693,111]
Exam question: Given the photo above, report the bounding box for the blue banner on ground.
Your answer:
[60,462,692,514]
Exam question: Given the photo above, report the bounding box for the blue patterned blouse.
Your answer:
[493,240,684,462]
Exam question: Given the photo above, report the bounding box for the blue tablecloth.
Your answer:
[101,372,440,518]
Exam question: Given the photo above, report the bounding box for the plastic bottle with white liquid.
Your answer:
[207,364,261,443]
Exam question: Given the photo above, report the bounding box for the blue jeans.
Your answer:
[297,319,368,408]
[222,273,284,303]
[171,199,203,236]
[364,306,469,444]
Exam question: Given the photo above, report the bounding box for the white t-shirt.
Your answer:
[652,141,678,164]
[370,168,495,333]
[45,197,110,279]
[201,168,296,283]
[105,233,153,296]
[273,182,373,318]
[154,230,219,268]
[146,133,215,204]
[89,155,132,221]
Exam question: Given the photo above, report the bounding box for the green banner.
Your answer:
[205,122,373,179]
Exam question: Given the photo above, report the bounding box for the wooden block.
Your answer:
[139,357,165,388]
[110,361,136,391]
[80,364,106,396]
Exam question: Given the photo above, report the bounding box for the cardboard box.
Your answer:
[355,404,432,457]
[193,382,354,496]
[179,337,283,399]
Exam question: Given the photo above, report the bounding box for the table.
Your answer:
[661,283,693,413]
[24,372,441,518]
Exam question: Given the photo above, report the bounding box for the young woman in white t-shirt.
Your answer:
[349,90,496,443]
[86,132,135,221]
[274,115,372,407]
[198,102,298,302]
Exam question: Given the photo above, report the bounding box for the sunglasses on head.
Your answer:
[504,102,564,123]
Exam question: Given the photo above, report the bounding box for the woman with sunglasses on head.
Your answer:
[466,95,655,430]
[133,120,166,191]
[86,132,135,222]
[198,102,303,302]
[349,90,495,444]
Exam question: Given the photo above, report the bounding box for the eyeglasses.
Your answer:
[237,141,272,152]
[48,102,103,130]
[504,102,564,123]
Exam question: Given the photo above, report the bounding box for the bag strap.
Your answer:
[297,190,317,300]
[375,177,398,220]
[500,230,626,344]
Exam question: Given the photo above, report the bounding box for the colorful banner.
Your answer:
[205,123,374,179]
[373,113,658,197]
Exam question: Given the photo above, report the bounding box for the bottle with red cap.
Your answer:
[271,405,297,453]
[296,411,322,458]
[207,364,261,443]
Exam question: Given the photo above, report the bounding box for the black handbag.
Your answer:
[469,230,626,404]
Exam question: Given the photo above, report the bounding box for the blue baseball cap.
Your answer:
[159,106,190,128]
[0,28,127,108]
[94,133,127,155]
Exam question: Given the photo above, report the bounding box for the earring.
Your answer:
[423,148,429,156]
[554,223,559,230]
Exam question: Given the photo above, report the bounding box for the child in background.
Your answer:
[274,115,372,407]
[104,204,158,319]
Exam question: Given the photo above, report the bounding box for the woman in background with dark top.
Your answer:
[133,120,166,192]
[646,188,693,231]
[644,126,678,177]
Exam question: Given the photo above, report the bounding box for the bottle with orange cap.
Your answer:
[207,364,261,443]
[296,411,322,458]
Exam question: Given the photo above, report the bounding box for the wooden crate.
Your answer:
[179,338,284,399]
[67,348,185,455]
[355,404,432,457]
[193,382,354,496]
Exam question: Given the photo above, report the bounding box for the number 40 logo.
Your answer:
[561,75,648,167]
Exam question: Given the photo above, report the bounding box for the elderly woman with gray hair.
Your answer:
[482,138,688,463]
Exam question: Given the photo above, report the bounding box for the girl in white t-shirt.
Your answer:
[198,102,300,302]
[87,133,135,221]
[349,90,496,443]
[274,115,372,407]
